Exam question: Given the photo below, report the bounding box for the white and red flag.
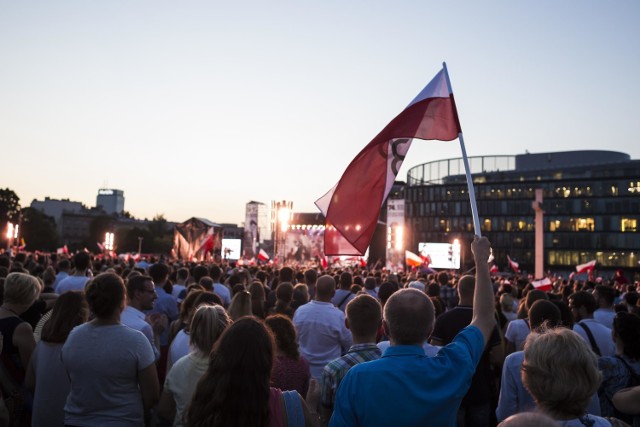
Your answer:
[490,264,499,274]
[257,248,270,261]
[507,255,520,274]
[316,67,461,255]
[406,250,424,268]
[576,259,597,274]
[532,277,553,292]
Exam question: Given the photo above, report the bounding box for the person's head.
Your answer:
[437,271,449,286]
[85,273,126,319]
[41,292,89,343]
[180,289,204,322]
[199,276,214,292]
[187,317,274,427]
[315,275,336,301]
[345,294,382,341]
[265,314,300,360]
[612,312,640,359]
[248,281,266,301]
[228,290,252,321]
[3,272,40,307]
[42,266,57,288]
[378,281,399,306]
[525,289,548,312]
[279,267,294,283]
[303,269,317,286]
[568,291,597,322]
[363,276,377,291]
[528,300,562,330]
[73,251,91,272]
[275,282,294,303]
[384,288,435,346]
[176,267,189,283]
[125,275,156,311]
[208,264,222,282]
[339,272,352,290]
[500,293,514,313]
[148,263,170,285]
[522,327,601,419]
[189,304,231,357]
[457,275,475,304]
[57,259,70,272]
[594,285,615,309]
[293,283,309,305]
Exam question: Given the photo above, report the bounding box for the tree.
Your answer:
[21,207,59,251]
[0,188,21,224]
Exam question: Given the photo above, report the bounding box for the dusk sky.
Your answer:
[2,1,639,225]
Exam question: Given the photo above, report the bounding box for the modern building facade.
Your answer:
[96,189,125,215]
[404,150,640,276]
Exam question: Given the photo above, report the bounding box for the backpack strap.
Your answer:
[615,355,640,385]
[336,292,351,309]
[577,322,602,357]
[283,390,304,427]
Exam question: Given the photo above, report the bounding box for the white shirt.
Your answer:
[168,329,192,371]
[593,308,615,329]
[504,318,530,351]
[55,275,90,294]
[121,305,160,361]
[293,300,352,379]
[213,283,231,307]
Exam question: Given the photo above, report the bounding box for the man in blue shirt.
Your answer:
[330,237,494,427]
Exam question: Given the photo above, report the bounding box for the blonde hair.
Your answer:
[189,305,231,356]
[4,273,41,305]
[521,327,602,419]
[227,291,252,321]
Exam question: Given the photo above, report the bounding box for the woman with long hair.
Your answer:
[227,290,252,321]
[249,281,267,319]
[186,317,317,427]
[598,311,640,425]
[159,304,231,427]
[25,292,89,426]
[265,314,310,397]
[61,273,159,425]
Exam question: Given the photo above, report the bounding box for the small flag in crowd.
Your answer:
[490,264,499,274]
[507,255,520,274]
[532,277,553,292]
[257,248,270,261]
[576,259,597,274]
[316,67,461,255]
[406,250,425,267]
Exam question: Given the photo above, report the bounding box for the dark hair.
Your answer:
[378,281,399,306]
[613,312,640,360]
[41,292,89,343]
[569,291,598,314]
[384,289,434,345]
[199,276,214,292]
[57,259,70,271]
[126,275,153,299]
[179,290,205,322]
[265,314,299,360]
[595,285,615,306]
[148,263,170,283]
[177,268,189,281]
[303,269,317,284]
[346,294,382,337]
[209,265,222,281]
[73,252,91,271]
[529,300,562,330]
[193,265,209,283]
[339,272,352,290]
[279,267,294,283]
[85,273,125,319]
[186,317,274,427]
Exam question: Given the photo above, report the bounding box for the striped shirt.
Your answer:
[320,343,381,411]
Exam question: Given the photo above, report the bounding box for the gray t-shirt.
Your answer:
[61,323,155,426]
[31,342,69,427]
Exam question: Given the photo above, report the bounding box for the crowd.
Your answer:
[0,238,639,427]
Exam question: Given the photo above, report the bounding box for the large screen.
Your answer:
[222,238,242,260]
[418,242,460,269]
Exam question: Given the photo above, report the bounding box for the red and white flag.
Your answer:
[507,255,520,274]
[490,264,499,274]
[406,250,424,268]
[576,259,596,274]
[316,67,461,255]
[257,248,270,261]
[532,277,552,292]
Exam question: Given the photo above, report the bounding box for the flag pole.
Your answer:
[442,62,482,237]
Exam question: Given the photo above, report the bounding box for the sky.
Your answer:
[1,1,639,225]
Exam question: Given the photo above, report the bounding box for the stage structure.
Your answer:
[173,217,223,261]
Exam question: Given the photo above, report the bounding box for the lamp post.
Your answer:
[272,200,293,264]
[5,222,14,251]
[138,236,143,255]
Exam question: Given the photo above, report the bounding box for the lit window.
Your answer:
[621,218,637,232]
[572,218,595,231]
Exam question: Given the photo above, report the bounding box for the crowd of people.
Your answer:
[0,238,639,426]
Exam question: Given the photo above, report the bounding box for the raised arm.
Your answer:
[469,236,494,345]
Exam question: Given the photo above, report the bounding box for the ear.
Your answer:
[345,318,350,330]
[382,319,390,337]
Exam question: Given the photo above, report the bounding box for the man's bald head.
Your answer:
[315,275,336,301]
[384,288,435,345]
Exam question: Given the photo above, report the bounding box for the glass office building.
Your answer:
[404,150,640,276]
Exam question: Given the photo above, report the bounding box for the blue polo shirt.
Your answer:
[330,325,484,427]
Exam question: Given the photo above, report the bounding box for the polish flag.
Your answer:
[490,264,498,274]
[257,248,270,261]
[532,278,553,292]
[316,67,461,255]
[321,256,329,269]
[406,250,424,268]
[576,260,597,274]
[507,255,520,274]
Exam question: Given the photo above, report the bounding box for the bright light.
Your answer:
[5,223,13,239]
[104,232,115,251]
[394,225,403,251]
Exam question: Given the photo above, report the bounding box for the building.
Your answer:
[30,197,85,235]
[404,150,640,276]
[96,189,125,215]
